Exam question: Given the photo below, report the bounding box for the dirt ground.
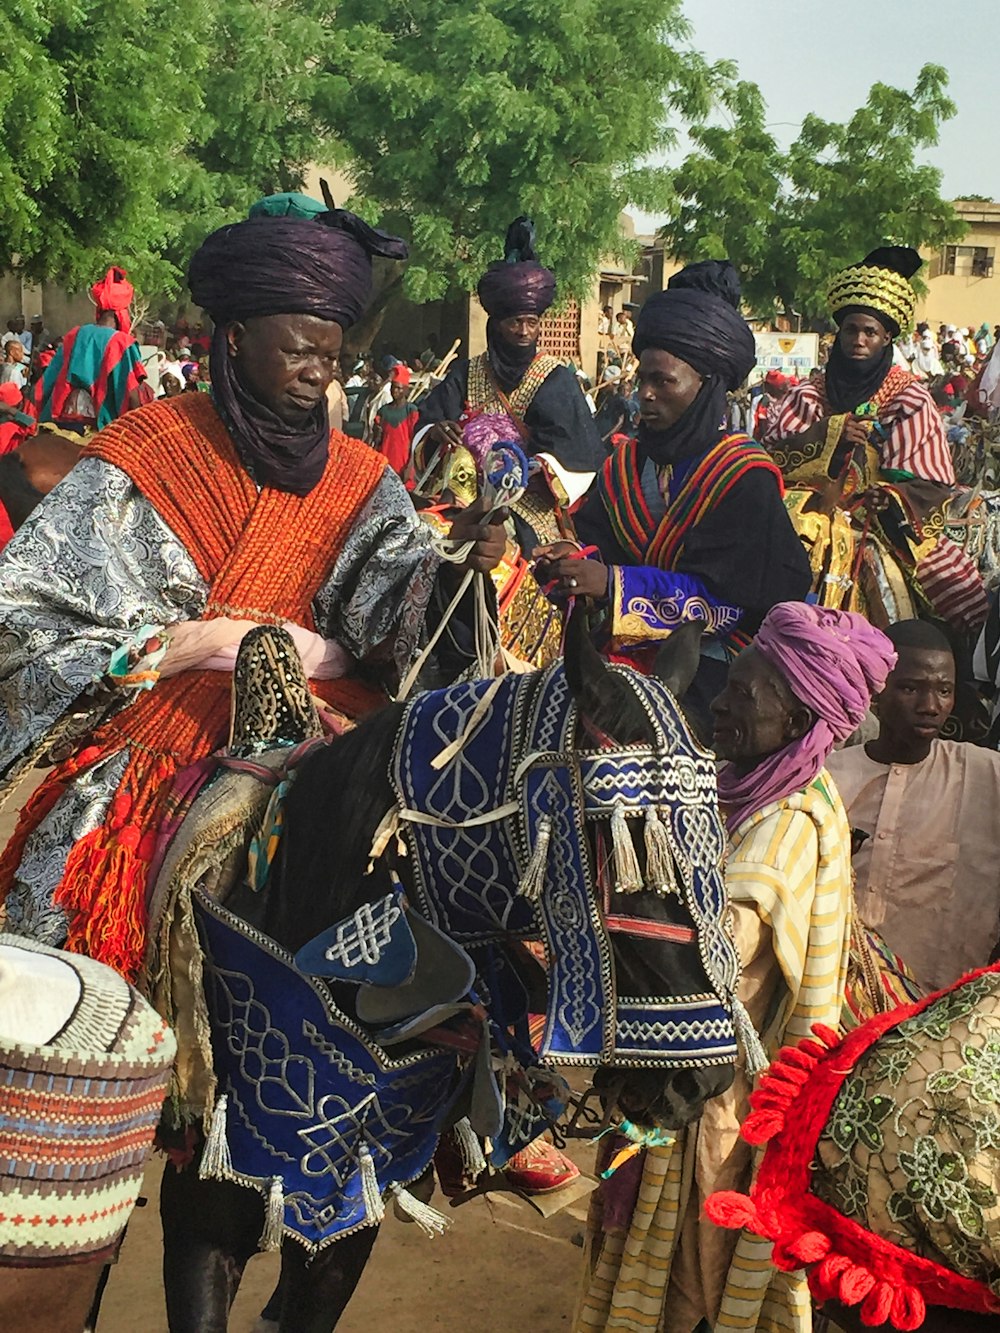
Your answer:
[0,777,593,1331]
[99,1155,595,1332]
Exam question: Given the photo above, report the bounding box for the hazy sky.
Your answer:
[630,0,999,230]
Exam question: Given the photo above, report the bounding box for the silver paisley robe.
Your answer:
[0,454,440,945]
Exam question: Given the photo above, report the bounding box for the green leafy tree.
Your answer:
[316,0,732,302]
[1,0,337,296]
[662,64,966,323]
[0,0,215,292]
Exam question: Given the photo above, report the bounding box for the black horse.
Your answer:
[156,614,737,1332]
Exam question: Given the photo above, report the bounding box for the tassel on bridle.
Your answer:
[643,807,680,896]
[610,800,643,893]
[358,1142,386,1224]
[259,1176,285,1251]
[517,813,551,899]
[731,995,769,1076]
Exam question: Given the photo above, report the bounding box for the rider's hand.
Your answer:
[536,553,609,602]
[427,420,464,451]
[532,541,580,568]
[841,414,871,447]
[858,487,890,516]
[447,495,508,574]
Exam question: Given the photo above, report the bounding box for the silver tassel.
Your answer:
[643,807,680,896]
[517,813,551,900]
[452,1116,487,1178]
[358,1142,386,1224]
[199,1094,233,1181]
[731,995,769,1076]
[258,1176,285,1251]
[610,800,643,893]
[389,1183,450,1237]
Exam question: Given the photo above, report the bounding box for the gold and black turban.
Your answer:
[827,246,921,338]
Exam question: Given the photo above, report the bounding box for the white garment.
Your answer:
[0,364,27,389]
[0,942,82,1045]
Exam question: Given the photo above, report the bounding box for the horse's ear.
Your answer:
[564,600,613,716]
[652,619,705,699]
[564,600,652,741]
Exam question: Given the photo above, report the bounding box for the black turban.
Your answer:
[188,209,408,331]
[632,260,756,391]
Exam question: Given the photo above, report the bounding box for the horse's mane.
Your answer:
[263,702,405,953]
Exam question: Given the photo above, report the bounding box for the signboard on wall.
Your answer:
[752,332,819,384]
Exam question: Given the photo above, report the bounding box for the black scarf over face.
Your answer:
[636,375,729,468]
[823,336,893,413]
[210,324,330,496]
[486,318,538,392]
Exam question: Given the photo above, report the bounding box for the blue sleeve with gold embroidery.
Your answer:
[609,565,743,644]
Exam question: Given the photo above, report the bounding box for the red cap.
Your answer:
[764,370,788,390]
[391,364,412,386]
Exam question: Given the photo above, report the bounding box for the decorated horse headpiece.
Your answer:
[391,659,756,1071]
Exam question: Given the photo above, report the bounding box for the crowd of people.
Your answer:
[1,195,1000,1333]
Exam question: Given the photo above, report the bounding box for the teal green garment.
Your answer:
[249,193,326,221]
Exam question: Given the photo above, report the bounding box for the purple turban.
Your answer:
[188,209,408,331]
[477,262,556,320]
[187,208,407,497]
[632,260,756,391]
[717,604,896,830]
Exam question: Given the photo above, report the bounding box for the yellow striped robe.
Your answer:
[575,773,853,1333]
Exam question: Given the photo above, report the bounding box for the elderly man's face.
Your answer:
[228,313,343,424]
[711,647,813,768]
[637,348,702,431]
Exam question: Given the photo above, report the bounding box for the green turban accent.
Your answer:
[248,192,327,222]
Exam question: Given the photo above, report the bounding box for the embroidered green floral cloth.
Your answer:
[813,968,1000,1296]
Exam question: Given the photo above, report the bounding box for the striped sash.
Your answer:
[601,433,784,570]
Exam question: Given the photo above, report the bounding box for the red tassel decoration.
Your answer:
[742,1108,787,1144]
[839,1263,877,1305]
[787,1230,832,1264]
[860,1280,895,1326]
[811,1253,853,1304]
[810,1022,841,1048]
[890,1286,926,1331]
[702,1190,760,1231]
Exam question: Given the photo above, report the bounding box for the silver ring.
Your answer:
[567,577,578,590]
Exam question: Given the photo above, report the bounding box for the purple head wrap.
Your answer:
[716,603,896,831]
[188,209,408,495]
[477,263,556,320]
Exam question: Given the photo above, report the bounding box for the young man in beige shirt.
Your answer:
[827,619,1000,991]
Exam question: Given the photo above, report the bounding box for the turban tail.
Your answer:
[90,267,134,334]
[632,268,756,391]
[717,603,896,830]
[476,262,556,320]
[187,209,408,496]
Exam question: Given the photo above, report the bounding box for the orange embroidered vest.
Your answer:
[0,395,388,977]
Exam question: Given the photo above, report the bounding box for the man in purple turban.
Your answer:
[414,216,602,544]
